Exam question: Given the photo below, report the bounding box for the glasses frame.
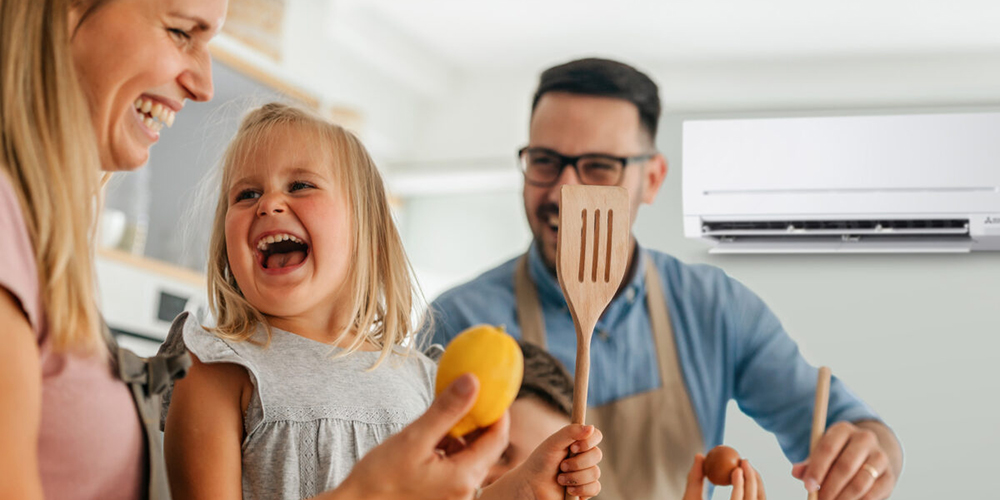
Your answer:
[517,146,655,187]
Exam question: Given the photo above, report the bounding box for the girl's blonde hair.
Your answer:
[208,103,426,367]
[0,0,106,353]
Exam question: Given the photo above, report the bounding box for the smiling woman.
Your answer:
[0,3,519,500]
[0,0,223,498]
[70,0,222,170]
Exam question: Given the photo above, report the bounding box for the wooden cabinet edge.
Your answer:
[97,247,206,288]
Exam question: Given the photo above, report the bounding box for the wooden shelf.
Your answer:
[97,247,205,288]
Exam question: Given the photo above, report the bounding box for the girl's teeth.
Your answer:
[141,100,152,113]
[256,234,304,251]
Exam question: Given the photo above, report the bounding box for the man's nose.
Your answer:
[545,163,582,203]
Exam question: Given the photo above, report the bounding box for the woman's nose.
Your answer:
[179,51,214,102]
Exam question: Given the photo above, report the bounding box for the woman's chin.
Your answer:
[103,144,151,172]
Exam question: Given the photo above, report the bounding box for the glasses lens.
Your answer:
[578,156,623,185]
[522,150,561,184]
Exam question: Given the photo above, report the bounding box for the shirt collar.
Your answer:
[526,240,649,311]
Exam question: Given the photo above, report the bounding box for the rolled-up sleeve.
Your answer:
[729,278,880,462]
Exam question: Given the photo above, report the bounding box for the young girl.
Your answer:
[160,103,602,500]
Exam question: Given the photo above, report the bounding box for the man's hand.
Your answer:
[792,421,902,500]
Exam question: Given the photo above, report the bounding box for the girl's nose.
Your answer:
[257,194,286,217]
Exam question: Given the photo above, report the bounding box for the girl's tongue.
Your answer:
[266,250,306,269]
[261,239,310,269]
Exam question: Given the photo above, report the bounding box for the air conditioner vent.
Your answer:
[702,219,969,237]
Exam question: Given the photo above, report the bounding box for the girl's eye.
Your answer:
[167,28,191,42]
[290,181,313,192]
[235,189,259,202]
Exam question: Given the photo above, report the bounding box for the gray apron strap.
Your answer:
[107,314,192,500]
[515,255,547,349]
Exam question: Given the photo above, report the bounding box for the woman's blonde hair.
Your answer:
[0,0,106,353]
[208,103,426,368]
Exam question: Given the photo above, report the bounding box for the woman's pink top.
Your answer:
[0,174,144,500]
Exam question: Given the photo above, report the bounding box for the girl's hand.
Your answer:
[334,374,509,500]
[482,424,603,500]
[683,454,767,500]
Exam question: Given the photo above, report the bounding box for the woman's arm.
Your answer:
[0,289,44,500]
[315,374,509,500]
[164,352,250,500]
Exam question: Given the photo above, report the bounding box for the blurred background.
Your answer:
[99,1,1000,498]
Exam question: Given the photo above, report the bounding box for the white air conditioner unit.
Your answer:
[682,112,1000,253]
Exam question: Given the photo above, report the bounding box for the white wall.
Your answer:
[396,53,1000,499]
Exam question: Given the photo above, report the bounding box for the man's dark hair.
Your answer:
[531,58,661,143]
[517,341,574,418]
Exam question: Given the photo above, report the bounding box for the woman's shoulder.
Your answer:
[0,171,42,337]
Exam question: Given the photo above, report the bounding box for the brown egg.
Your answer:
[703,445,742,486]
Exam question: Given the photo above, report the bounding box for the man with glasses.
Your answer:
[428,58,902,500]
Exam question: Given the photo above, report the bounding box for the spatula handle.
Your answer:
[571,338,591,425]
[565,327,593,500]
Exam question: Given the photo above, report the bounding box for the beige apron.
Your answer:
[515,255,704,500]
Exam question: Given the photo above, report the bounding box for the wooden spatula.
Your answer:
[557,185,631,499]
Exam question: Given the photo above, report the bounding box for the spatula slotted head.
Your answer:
[556,185,632,330]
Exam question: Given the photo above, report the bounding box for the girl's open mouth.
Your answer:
[256,233,310,272]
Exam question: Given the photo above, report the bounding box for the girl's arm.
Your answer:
[0,290,44,500]
[164,352,250,500]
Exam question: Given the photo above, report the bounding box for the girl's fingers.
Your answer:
[558,465,601,487]
[742,460,757,500]
[561,446,603,471]
[566,480,601,499]
[729,467,745,500]
[683,454,706,500]
[756,466,767,500]
[570,427,604,454]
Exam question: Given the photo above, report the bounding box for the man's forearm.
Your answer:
[855,419,903,478]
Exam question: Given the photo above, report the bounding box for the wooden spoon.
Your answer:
[808,366,832,500]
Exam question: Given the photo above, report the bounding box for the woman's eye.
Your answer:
[235,190,259,202]
[167,28,191,42]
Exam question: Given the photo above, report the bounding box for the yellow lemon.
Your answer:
[435,324,524,438]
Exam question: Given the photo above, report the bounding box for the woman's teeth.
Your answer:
[256,233,304,251]
[133,97,176,133]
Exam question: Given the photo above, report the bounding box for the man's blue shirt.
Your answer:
[428,242,879,461]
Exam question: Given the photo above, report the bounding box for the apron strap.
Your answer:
[105,315,191,500]
[644,257,680,397]
[515,255,547,349]
[644,256,705,450]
